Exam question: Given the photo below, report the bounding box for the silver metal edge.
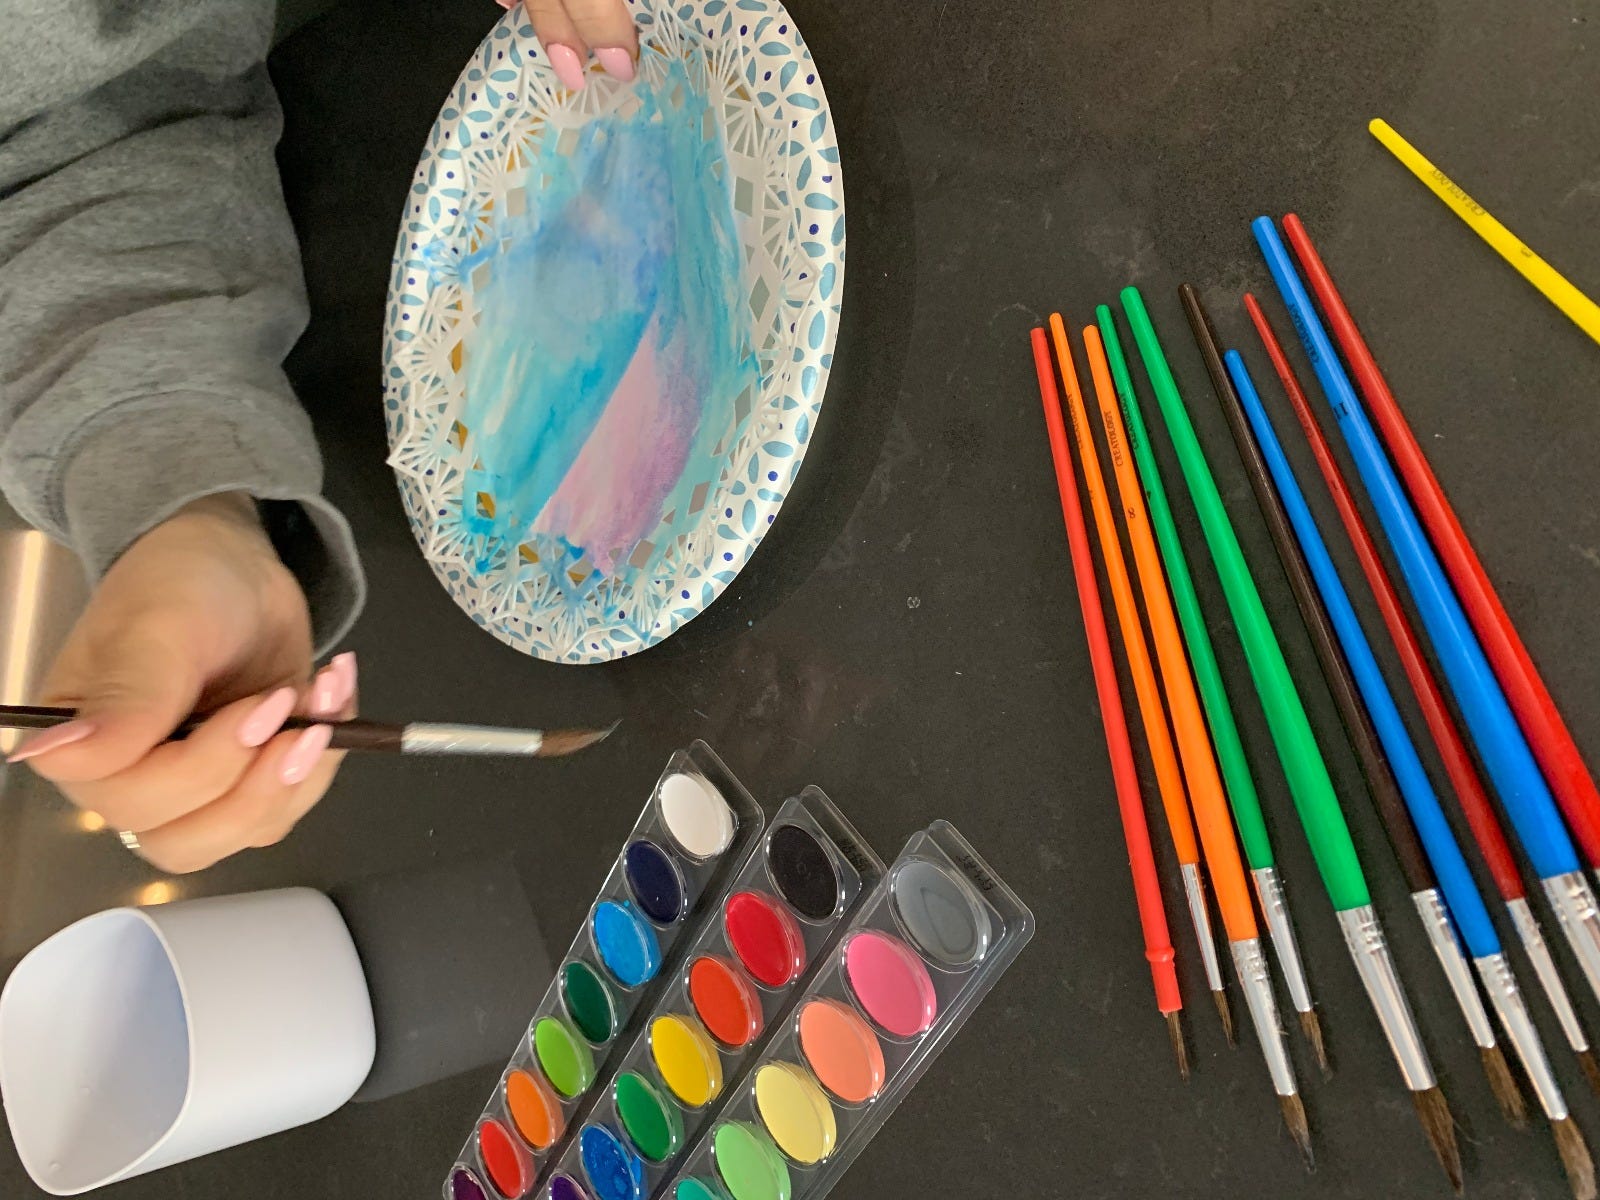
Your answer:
[1412,888,1495,1049]
[1507,896,1590,1053]
[1476,951,1567,1120]
[1337,904,1436,1090]
[1231,937,1297,1097]
[1253,866,1314,1014]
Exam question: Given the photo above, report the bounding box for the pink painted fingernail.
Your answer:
[7,720,96,763]
[547,43,588,91]
[239,687,297,748]
[311,653,358,717]
[280,724,333,786]
[595,47,636,82]
[496,0,516,8]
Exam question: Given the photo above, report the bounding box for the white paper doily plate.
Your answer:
[382,0,844,663]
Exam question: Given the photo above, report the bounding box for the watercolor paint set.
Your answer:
[659,822,1033,1200]
[537,787,886,1200]
[447,744,764,1200]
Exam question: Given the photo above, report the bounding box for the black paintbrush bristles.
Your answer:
[1411,1086,1464,1193]
[1212,989,1236,1047]
[1480,1044,1528,1129]
[1280,1092,1315,1170]
[1166,1011,1191,1081]
[1299,1009,1332,1078]
[1553,1117,1598,1200]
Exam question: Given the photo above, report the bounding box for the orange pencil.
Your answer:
[1060,317,1309,1160]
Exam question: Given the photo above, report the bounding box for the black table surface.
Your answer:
[4,0,1599,1196]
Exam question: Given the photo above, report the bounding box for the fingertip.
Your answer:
[7,719,97,764]
[238,687,298,748]
[18,712,175,784]
[279,724,333,786]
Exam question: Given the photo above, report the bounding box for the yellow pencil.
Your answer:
[1369,117,1600,346]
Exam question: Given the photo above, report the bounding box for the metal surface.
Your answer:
[1230,937,1296,1098]
[1476,951,1567,1121]
[1181,861,1225,994]
[1411,888,1495,1050]
[1543,872,1600,1008]
[1507,896,1590,1052]
[399,724,546,756]
[1253,865,1314,1015]
[1337,905,1436,1091]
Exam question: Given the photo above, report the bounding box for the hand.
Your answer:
[497,0,640,91]
[9,494,357,874]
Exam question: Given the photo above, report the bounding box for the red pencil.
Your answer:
[1282,214,1600,870]
[1029,327,1188,1076]
[1246,292,1600,1092]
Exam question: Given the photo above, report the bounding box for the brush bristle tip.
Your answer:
[1553,1117,1597,1200]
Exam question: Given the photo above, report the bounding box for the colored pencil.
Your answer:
[1058,316,1308,1160]
[1095,304,1326,1073]
[1180,287,1526,1129]
[1029,327,1188,1076]
[1221,313,1593,1200]
[1280,212,1600,870]
[0,705,616,759]
[1253,215,1600,1014]
[1120,285,1461,1190]
[1043,316,1233,1044]
[1244,290,1600,1096]
[1368,118,1600,346]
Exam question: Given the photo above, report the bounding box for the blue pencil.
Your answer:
[1251,215,1600,1011]
[1224,347,1578,1138]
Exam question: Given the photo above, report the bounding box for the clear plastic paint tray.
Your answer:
[445,743,764,1200]
[657,822,1032,1200]
[538,787,885,1200]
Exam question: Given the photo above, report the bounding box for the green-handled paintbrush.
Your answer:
[1119,286,1462,1192]
[1096,305,1327,1077]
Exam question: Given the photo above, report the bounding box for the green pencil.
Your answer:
[1096,304,1326,1074]
[1119,286,1461,1191]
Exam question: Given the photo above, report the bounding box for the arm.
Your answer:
[0,0,363,651]
[0,1,363,871]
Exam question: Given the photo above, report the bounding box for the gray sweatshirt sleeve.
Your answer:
[0,0,364,653]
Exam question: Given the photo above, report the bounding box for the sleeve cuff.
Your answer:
[57,392,366,657]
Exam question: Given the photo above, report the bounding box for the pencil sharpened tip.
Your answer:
[1211,989,1236,1047]
[536,721,620,758]
[1553,1116,1597,1200]
[1578,1049,1600,1100]
[1299,1009,1331,1078]
[1279,1093,1314,1171]
[1480,1044,1528,1130]
[1411,1086,1463,1193]
[1165,1011,1190,1081]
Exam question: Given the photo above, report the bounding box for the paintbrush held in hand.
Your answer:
[1,705,617,760]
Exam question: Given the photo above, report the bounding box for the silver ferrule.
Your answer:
[1541,871,1600,1009]
[1252,866,1313,1014]
[1230,938,1297,1097]
[1181,863,1225,993]
[1475,952,1567,1120]
[1507,897,1590,1053]
[1411,888,1495,1050]
[400,723,546,755]
[1337,905,1436,1090]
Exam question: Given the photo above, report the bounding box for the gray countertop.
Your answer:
[3,0,1599,1196]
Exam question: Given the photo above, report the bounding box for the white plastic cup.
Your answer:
[0,887,375,1195]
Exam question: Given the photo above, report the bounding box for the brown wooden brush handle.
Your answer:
[0,704,404,752]
[1178,284,1436,894]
